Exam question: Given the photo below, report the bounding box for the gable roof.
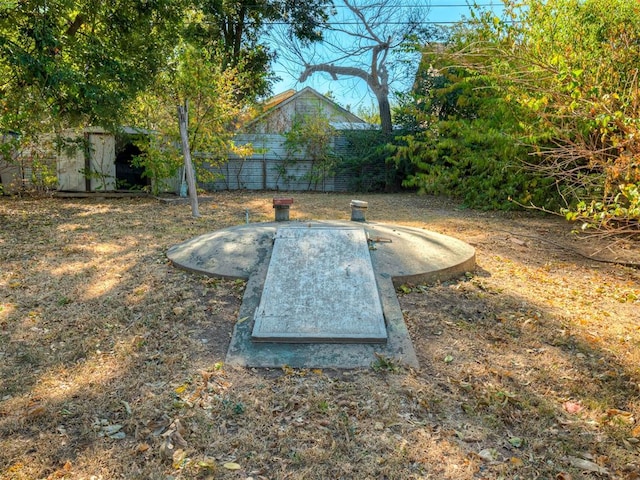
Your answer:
[261,89,297,111]
[246,86,369,131]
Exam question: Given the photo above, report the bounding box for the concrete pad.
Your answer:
[167,223,277,279]
[168,221,475,285]
[227,262,415,369]
[252,226,386,343]
[167,220,476,369]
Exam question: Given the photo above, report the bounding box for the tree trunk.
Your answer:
[376,92,392,136]
[177,103,200,218]
[374,90,396,191]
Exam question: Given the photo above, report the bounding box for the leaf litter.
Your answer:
[0,192,639,479]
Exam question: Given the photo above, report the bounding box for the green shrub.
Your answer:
[393,60,559,209]
[337,129,407,192]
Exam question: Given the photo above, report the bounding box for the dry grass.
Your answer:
[1,191,639,480]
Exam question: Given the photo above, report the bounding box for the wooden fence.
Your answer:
[202,134,351,192]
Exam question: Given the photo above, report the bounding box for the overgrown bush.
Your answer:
[130,136,182,195]
[457,0,640,232]
[396,120,556,210]
[337,129,407,192]
[393,60,558,209]
[564,183,640,234]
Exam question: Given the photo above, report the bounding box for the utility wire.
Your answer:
[263,21,483,25]
[329,2,500,6]
[234,2,501,8]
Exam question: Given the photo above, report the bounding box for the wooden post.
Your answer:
[83,132,91,192]
[177,102,200,218]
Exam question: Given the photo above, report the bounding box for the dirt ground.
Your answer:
[1,191,639,480]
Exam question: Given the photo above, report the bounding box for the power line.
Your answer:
[262,19,501,26]
[331,2,500,6]
[207,16,507,27]
[200,2,505,27]
[236,2,501,7]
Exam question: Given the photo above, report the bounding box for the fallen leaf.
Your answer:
[566,456,609,475]
[223,462,242,470]
[174,384,188,394]
[563,401,583,414]
[172,430,188,449]
[148,417,170,436]
[172,419,187,436]
[455,427,484,442]
[555,473,572,480]
[160,438,175,460]
[461,403,475,415]
[121,400,132,415]
[172,449,187,469]
[607,408,632,417]
[399,285,412,294]
[509,437,524,448]
[509,237,527,246]
[510,457,524,467]
[135,443,150,454]
[102,424,123,435]
[631,424,640,438]
[606,409,635,424]
[478,448,500,462]
[444,355,454,364]
[197,458,216,470]
[237,316,249,323]
[25,405,46,418]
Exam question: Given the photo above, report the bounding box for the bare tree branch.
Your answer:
[300,63,373,85]
[273,0,430,135]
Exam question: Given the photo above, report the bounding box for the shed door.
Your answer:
[89,134,116,191]
[57,139,86,192]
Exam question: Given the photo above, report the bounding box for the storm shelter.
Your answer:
[167,220,477,368]
[251,225,387,343]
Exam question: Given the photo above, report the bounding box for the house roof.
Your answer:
[261,89,297,111]
[246,86,370,130]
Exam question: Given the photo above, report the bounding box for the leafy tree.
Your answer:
[0,0,331,195]
[458,0,640,231]
[185,0,332,100]
[283,110,337,190]
[127,43,251,194]
[0,0,188,193]
[0,0,186,132]
[0,0,331,132]
[126,1,333,193]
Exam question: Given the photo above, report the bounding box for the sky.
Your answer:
[268,1,505,114]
